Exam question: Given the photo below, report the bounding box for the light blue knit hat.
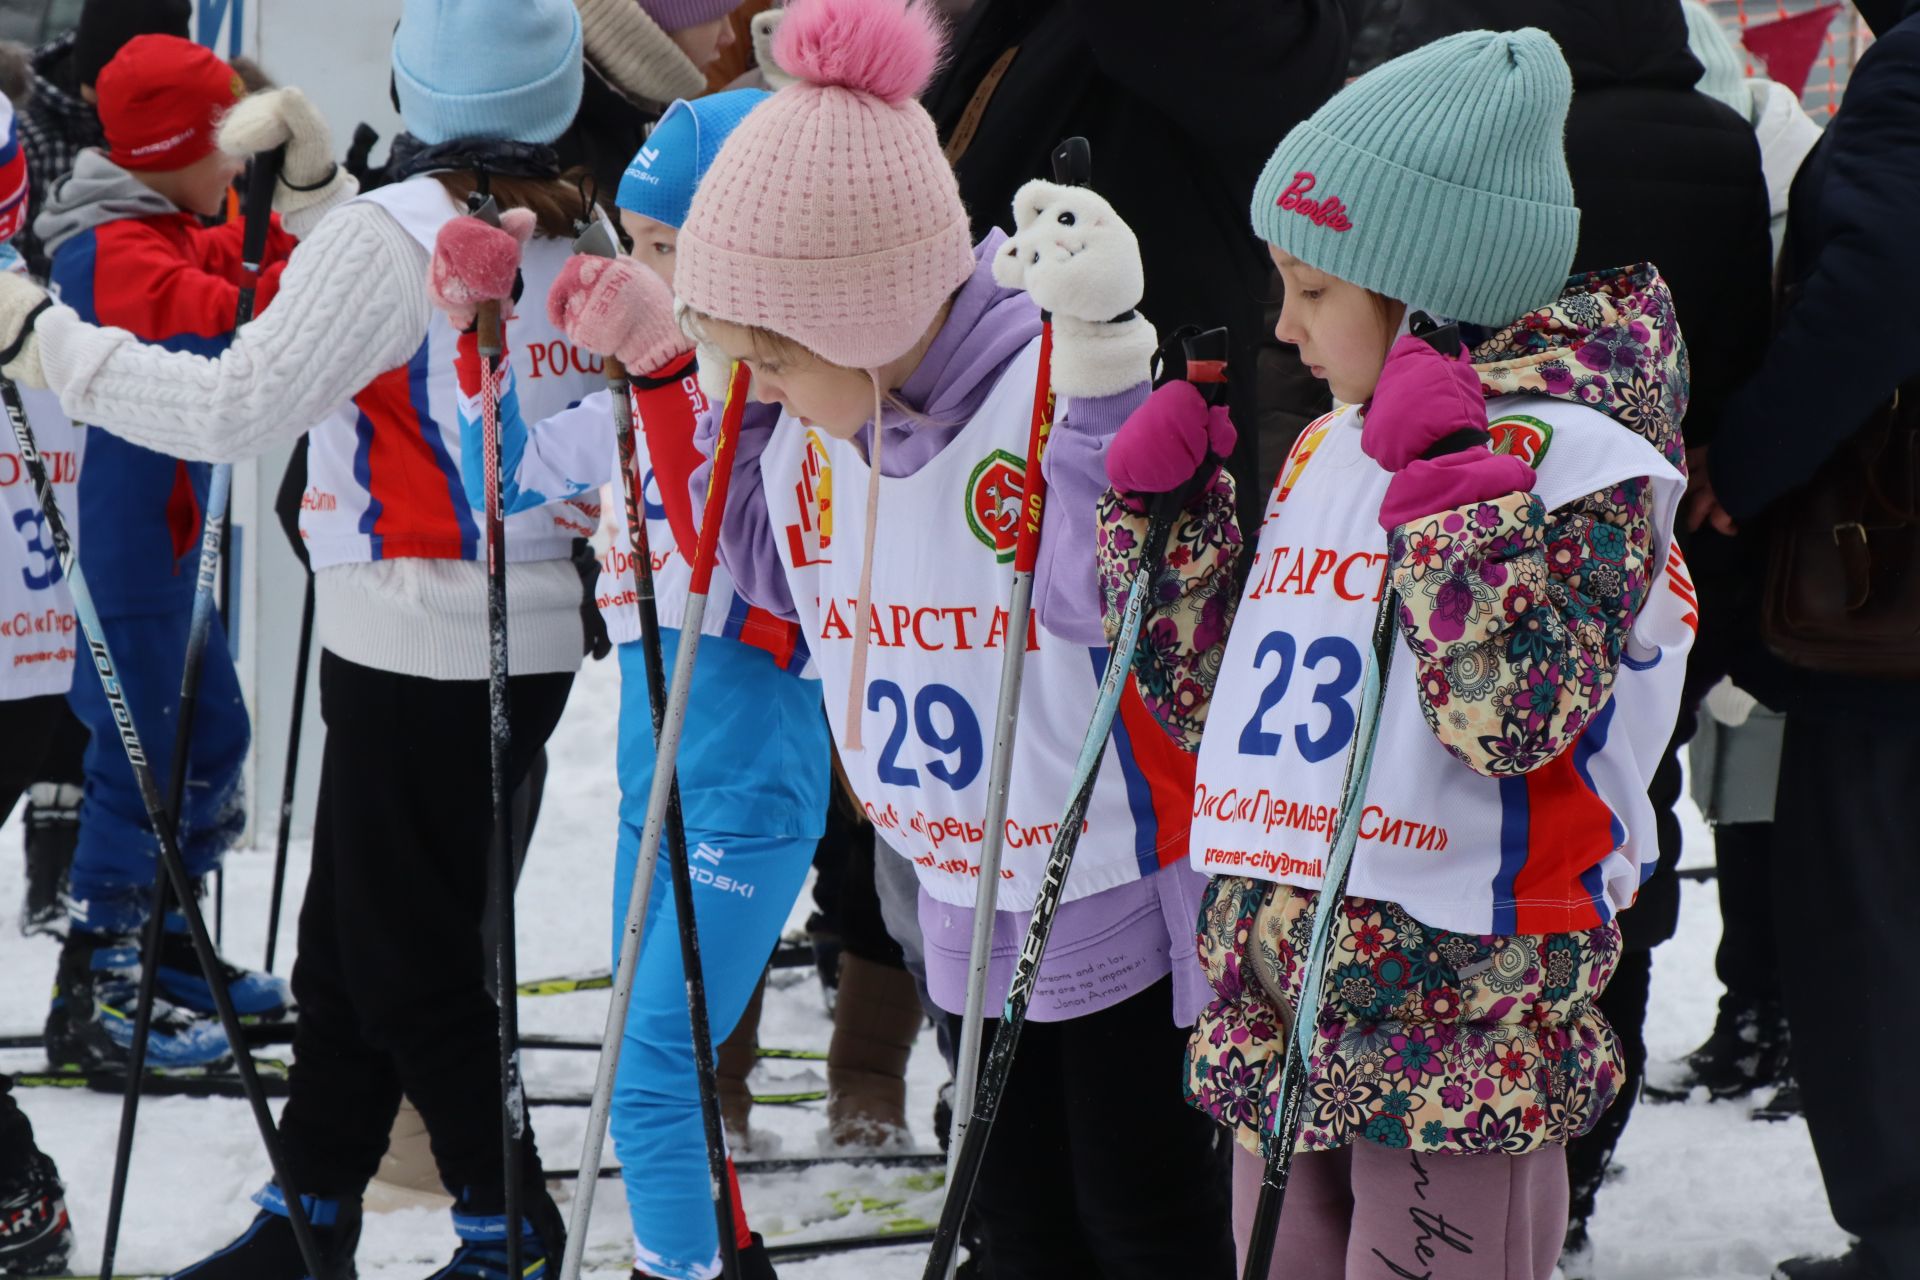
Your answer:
[1682,1,1753,119]
[1251,28,1580,328]
[616,89,770,230]
[392,0,584,146]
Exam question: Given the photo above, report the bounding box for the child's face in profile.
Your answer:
[620,211,679,289]
[176,150,247,219]
[699,316,883,440]
[1269,245,1404,404]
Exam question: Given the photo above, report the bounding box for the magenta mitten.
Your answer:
[427,208,536,329]
[1106,380,1238,499]
[1379,451,1536,531]
[1361,333,1488,472]
[546,256,691,375]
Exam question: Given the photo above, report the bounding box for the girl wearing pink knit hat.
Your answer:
[504,0,1237,1271]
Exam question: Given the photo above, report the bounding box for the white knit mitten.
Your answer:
[218,88,358,238]
[993,179,1155,398]
[0,271,51,389]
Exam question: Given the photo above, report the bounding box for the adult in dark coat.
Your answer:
[1688,4,1920,1276]
[923,0,1350,541]
[1380,0,1776,1259]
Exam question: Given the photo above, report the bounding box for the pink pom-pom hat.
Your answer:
[674,0,974,371]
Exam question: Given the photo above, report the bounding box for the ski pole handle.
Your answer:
[1051,136,1091,186]
[234,146,285,328]
[689,362,750,596]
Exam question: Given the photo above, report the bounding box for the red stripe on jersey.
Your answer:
[1509,749,1612,935]
[1118,675,1196,870]
[356,361,468,560]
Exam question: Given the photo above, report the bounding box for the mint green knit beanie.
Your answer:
[1251,28,1580,328]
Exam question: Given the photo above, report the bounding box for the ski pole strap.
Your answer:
[689,361,750,595]
[235,146,285,328]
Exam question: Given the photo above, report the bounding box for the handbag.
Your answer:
[1761,381,1920,674]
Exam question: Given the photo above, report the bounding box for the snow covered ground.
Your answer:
[0,654,1847,1277]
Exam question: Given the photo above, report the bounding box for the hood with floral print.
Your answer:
[1466,263,1690,472]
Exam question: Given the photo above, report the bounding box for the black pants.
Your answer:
[969,977,1233,1280]
[277,653,572,1205]
[1713,821,1779,1006]
[1772,714,1920,1264]
[0,694,85,824]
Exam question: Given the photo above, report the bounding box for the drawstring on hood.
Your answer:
[842,371,887,750]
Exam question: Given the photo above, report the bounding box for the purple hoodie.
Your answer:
[688,233,1209,1026]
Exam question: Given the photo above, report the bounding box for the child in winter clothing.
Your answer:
[40,33,293,1077]
[0,2,603,1276]
[540,0,1233,1273]
[1097,29,1694,1277]
[428,84,817,1280]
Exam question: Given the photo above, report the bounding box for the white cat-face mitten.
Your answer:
[993,179,1157,399]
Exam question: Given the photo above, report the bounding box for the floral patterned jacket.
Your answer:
[1096,265,1689,1158]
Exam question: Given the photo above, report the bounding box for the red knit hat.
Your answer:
[96,34,246,172]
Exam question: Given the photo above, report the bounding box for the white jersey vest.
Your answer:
[302,177,599,571]
[591,376,808,672]
[0,389,82,698]
[1190,397,1694,936]
[760,338,1188,911]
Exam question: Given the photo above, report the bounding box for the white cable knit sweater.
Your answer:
[37,199,584,681]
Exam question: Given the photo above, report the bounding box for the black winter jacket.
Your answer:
[923,0,1350,541]
[1711,0,1920,719]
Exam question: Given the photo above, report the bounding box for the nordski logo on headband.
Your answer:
[1276,172,1353,232]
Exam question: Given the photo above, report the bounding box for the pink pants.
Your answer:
[1231,1141,1569,1279]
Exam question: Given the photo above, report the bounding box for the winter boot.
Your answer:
[154,907,294,1024]
[1775,1244,1893,1280]
[1676,995,1790,1099]
[44,930,232,1073]
[716,977,768,1147]
[17,785,78,940]
[0,1151,73,1277]
[824,954,923,1149]
[165,1185,362,1280]
[426,1188,565,1279]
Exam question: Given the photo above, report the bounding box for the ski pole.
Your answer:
[1239,313,1467,1280]
[561,359,754,1280]
[568,221,741,1278]
[264,573,312,973]
[0,372,327,1280]
[923,328,1230,1280]
[465,191,530,1280]
[945,138,1091,1247]
[100,146,286,1280]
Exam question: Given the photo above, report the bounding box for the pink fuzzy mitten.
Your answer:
[1106,380,1237,498]
[427,208,535,329]
[1361,333,1487,472]
[545,256,690,375]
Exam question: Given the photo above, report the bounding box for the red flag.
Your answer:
[1741,4,1842,99]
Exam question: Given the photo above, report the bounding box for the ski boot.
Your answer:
[166,1185,361,1280]
[1674,995,1790,1100]
[426,1188,566,1279]
[1775,1244,1893,1280]
[44,930,232,1074]
[0,1151,73,1277]
[154,908,294,1025]
[17,785,78,940]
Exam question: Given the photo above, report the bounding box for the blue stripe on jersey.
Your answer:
[721,589,752,642]
[1087,647,1160,879]
[1492,777,1529,936]
[352,402,382,559]
[1571,700,1626,848]
[412,345,478,559]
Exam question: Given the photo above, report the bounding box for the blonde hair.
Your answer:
[682,307,952,428]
